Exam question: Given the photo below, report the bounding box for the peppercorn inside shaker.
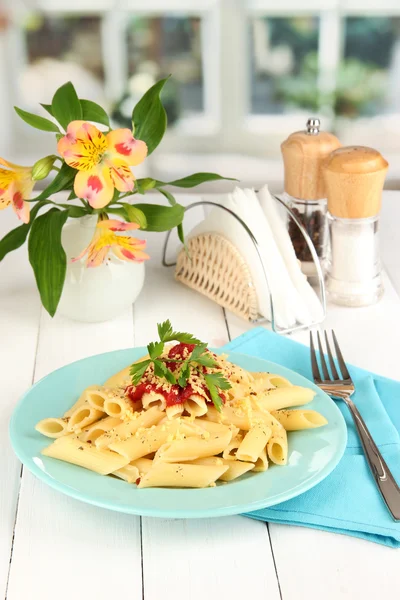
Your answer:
[323,146,388,307]
[281,118,341,279]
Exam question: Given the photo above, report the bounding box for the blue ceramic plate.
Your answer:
[10,348,347,518]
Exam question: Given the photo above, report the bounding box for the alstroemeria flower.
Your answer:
[57,122,147,209]
[0,158,35,223]
[73,219,150,268]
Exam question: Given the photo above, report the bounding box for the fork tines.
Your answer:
[310,330,351,383]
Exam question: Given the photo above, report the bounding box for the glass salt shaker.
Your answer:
[323,146,388,306]
[280,118,341,280]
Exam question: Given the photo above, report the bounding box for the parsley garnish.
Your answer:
[129,319,231,411]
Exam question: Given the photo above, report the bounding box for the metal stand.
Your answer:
[162,195,326,335]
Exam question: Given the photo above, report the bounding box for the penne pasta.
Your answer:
[183,394,207,417]
[256,386,315,412]
[113,463,140,484]
[236,424,271,463]
[36,327,327,489]
[138,462,229,488]
[222,434,243,460]
[156,429,233,463]
[35,417,69,439]
[103,392,133,419]
[267,375,293,388]
[79,416,122,443]
[253,447,269,472]
[109,420,183,461]
[271,409,328,431]
[267,426,288,465]
[166,403,184,419]
[42,436,130,474]
[68,403,104,432]
[95,406,164,449]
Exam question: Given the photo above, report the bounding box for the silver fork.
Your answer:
[310,329,400,521]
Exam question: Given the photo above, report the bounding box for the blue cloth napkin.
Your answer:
[223,327,400,547]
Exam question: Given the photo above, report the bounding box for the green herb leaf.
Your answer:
[132,77,169,155]
[130,359,152,385]
[132,203,184,232]
[205,372,232,391]
[31,162,76,202]
[157,320,202,345]
[178,362,191,387]
[52,81,82,130]
[80,99,110,127]
[157,188,176,206]
[148,341,164,360]
[0,201,49,261]
[28,208,69,317]
[195,353,219,368]
[156,172,238,188]
[14,106,60,132]
[122,203,147,229]
[204,375,224,412]
[136,178,156,194]
[189,343,208,362]
[158,320,173,341]
[153,360,177,384]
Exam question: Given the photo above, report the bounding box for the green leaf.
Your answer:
[133,203,184,232]
[130,359,152,385]
[31,162,76,202]
[177,223,185,244]
[14,106,60,132]
[189,343,208,362]
[66,206,88,218]
[204,373,231,412]
[28,208,69,317]
[157,188,176,206]
[178,362,191,388]
[195,354,219,368]
[52,81,82,130]
[122,203,147,229]
[132,77,169,155]
[155,361,177,384]
[205,372,232,391]
[0,201,49,261]
[157,172,237,188]
[148,341,164,360]
[80,99,110,127]
[67,189,78,200]
[40,103,54,117]
[136,178,156,194]
[158,320,173,342]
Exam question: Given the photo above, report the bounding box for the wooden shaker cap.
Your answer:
[323,146,388,218]
[281,119,341,200]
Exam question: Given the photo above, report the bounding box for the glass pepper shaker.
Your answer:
[280,118,341,279]
[323,146,388,306]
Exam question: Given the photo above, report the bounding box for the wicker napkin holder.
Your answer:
[162,198,326,334]
[176,232,259,321]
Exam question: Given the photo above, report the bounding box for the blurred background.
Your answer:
[1,0,400,191]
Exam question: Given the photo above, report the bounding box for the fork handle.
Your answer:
[343,395,400,521]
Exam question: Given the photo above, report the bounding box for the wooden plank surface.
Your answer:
[1,192,400,600]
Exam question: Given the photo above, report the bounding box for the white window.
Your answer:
[2,0,400,187]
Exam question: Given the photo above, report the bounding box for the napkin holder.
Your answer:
[162,198,326,334]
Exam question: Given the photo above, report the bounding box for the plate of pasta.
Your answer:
[10,321,347,518]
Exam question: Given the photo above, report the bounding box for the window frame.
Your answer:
[3,0,400,161]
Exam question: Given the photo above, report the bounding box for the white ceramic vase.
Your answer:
[57,216,145,322]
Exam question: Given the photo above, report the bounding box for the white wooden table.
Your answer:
[1,191,400,600]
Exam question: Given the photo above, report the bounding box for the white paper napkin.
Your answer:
[186,186,323,328]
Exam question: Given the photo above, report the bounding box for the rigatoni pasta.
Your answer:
[36,330,327,489]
